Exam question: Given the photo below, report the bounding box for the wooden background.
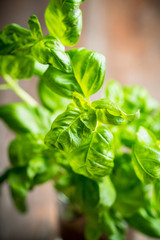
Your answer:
[0,0,160,239]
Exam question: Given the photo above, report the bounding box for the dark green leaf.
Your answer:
[132,127,160,183]
[70,125,114,178]
[0,102,52,134]
[45,0,84,46]
[28,15,43,39]
[126,207,160,238]
[153,179,160,216]
[112,154,146,217]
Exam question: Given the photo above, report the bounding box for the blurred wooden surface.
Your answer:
[0,0,160,239]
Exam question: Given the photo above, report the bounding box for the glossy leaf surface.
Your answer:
[132,127,160,183]
[70,125,114,178]
[92,98,139,125]
[45,0,85,46]
[45,104,95,152]
[31,35,72,72]
[68,48,106,97]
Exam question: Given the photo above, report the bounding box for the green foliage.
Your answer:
[0,1,160,239]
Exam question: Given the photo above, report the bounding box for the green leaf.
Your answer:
[0,55,35,79]
[98,176,116,209]
[112,154,146,217]
[126,207,160,238]
[31,35,72,72]
[8,134,46,167]
[0,24,31,45]
[68,48,106,97]
[153,179,160,216]
[105,80,124,106]
[92,98,140,125]
[38,78,70,112]
[42,66,83,98]
[85,218,102,240]
[8,167,31,212]
[0,102,52,134]
[45,104,94,152]
[70,125,114,178]
[73,175,115,216]
[28,15,43,39]
[132,127,160,183]
[45,0,84,46]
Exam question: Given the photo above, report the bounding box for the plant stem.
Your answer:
[4,75,38,107]
[0,84,11,90]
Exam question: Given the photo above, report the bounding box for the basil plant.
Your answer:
[1,1,160,239]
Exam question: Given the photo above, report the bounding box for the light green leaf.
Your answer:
[42,66,83,98]
[70,125,114,178]
[0,102,52,134]
[31,35,72,72]
[45,0,85,46]
[0,24,31,45]
[0,55,35,79]
[45,104,93,152]
[132,127,160,183]
[92,98,140,125]
[68,48,106,97]
[105,80,124,106]
[28,15,43,39]
[38,78,70,112]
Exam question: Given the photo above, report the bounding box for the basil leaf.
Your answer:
[112,154,146,217]
[28,15,43,39]
[0,102,52,134]
[31,35,72,72]
[132,127,160,183]
[126,207,160,238]
[105,79,124,106]
[45,0,85,46]
[45,104,94,152]
[42,66,83,98]
[0,24,31,45]
[8,134,45,167]
[38,78,70,112]
[92,98,140,125]
[68,48,106,97]
[85,218,102,240]
[153,179,160,216]
[0,55,35,79]
[8,167,31,212]
[70,125,114,178]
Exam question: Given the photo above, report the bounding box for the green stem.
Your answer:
[4,75,38,107]
[0,84,11,90]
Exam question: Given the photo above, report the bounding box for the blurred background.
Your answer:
[0,0,160,239]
